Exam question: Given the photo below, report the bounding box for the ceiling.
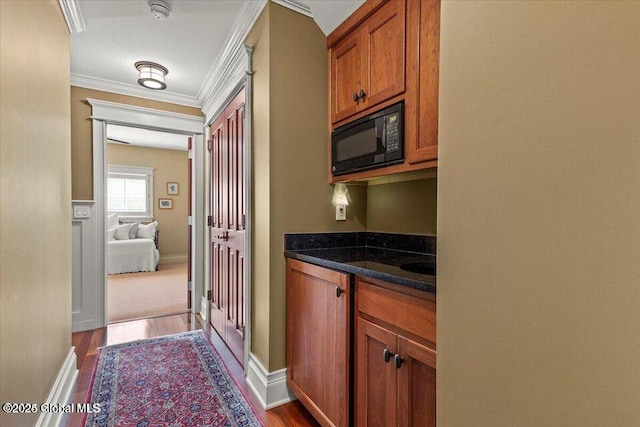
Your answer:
[106,124,189,151]
[70,0,364,108]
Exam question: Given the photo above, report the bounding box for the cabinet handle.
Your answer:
[353,92,359,102]
[383,348,394,363]
[336,286,343,297]
[359,89,366,100]
[394,354,405,369]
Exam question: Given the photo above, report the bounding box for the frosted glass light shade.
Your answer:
[135,61,168,90]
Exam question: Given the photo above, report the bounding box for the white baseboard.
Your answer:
[35,347,79,427]
[159,255,188,265]
[246,352,296,410]
[200,296,208,322]
[71,319,98,333]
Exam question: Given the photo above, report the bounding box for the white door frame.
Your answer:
[88,99,205,327]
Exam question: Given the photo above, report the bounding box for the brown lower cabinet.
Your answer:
[356,277,436,427]
[286,258,350,427]
[285,259,436,427]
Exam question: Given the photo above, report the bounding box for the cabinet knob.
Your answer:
[353,92,359,102]
[394,354,405,369]
[359,89,366,100]
[336,286,344,297]
[383,348,394,363]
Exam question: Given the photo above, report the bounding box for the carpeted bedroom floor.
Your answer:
[108,262,188,322]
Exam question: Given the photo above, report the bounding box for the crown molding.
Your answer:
[58,0,86,33]
[71,0,310,115]
[271,0,312,18]
[197,0,267,115]
[72,73,201,108]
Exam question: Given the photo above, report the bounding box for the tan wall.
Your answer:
[246,2,367,370]
[107,144,188,258]
[438,1,640,425]
[367,179,437,235]
[70,86,203,200]
[0,2,71,426]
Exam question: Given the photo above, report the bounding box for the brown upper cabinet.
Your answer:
[328,0,441,183]
[330,0,406,124]
[405,0,440,164]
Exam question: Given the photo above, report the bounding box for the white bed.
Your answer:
[106,215,160,274]
[107,238,159,275]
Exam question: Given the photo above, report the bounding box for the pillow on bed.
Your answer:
[107,213,118,229]
[114,223,131,240]
[136,221,158,239]
[128,222,140,239]
[107,227,116,241]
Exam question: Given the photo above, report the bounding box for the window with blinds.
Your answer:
[107,165,154,219]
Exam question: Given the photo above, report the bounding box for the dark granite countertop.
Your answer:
[284,232,436,294]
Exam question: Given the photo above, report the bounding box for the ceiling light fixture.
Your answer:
[148,0,171,20]
[135,61,169,90]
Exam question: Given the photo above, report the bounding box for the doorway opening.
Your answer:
[79,98,205,334]
[105,124,190,323]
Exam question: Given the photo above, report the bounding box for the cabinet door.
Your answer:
[330,30,363,124]
[286,259,350,427]
[407,0,440,163]
[397,336,437,427]
[356,318,398,427]
[361,0,406,110]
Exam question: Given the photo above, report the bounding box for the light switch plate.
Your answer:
[74,205,90,219]
[335,205,346,221]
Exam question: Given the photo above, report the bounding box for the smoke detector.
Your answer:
[148,0,171,20]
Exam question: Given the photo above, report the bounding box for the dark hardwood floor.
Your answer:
[66,313,319,427]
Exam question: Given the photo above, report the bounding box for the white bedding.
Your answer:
[107,238,159,274]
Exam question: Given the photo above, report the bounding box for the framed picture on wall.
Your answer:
[167,182,179,195]
[158,198,173,209]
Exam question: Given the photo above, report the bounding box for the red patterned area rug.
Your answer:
[84,330,263,427]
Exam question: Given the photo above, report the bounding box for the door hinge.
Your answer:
[207,215,212,227]
[241,214,246,227]
[188,216,193,226]
[241,325,246,338]
[188,281,193,291]
[207,139,212,152]
[207,290,211,301]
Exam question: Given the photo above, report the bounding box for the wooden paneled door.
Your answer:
[208,88,246,366]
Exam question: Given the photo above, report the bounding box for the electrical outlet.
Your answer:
[335,204,346,221]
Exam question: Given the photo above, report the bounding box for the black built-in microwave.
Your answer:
[331,102,404,176]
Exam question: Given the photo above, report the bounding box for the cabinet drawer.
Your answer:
[357,278,436,344]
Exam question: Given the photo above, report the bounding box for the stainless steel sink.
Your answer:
[399,262,436,276]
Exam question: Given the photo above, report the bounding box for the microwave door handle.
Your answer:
[380,117,386,150]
